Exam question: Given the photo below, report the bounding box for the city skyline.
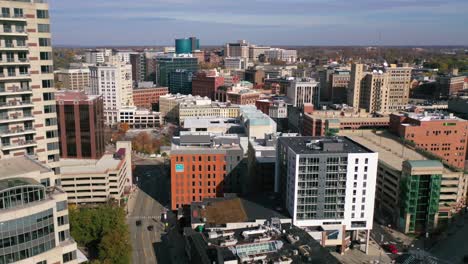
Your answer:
[50,0,468,46]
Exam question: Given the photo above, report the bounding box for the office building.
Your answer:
[0,0,61,173]
[56,90,105,160]
[168,69,192,94]
[437,75,465,96]
[191,71,224,99]
[329,69,351,104]
[276,136,378,253]
[183,117,243,134]
[318,68,334,101]
[287,78,320,109]
[60,141,132,204]
[343,130,467,233]
[239,105,277,139]
[54,68,90,90]
[89,62,133,125]
[84,49,111,64]
[303,110,389,137]
[249,45,270,61]
[448,89,468,119]
[347,64,411,113]
[390,112,468,169]
[244,68,265,86]
[156,55,198,88]
[117,106,161,128]
[170,133,244,210]
[264,48,297,63]
[0,156,81,264]
[130,53,147,83]
[175,37,199,54]
[223,57,247,70]
[224,40,249,59]
[132,86,168,110]
[226,84,260,105]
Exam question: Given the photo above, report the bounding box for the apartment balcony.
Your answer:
[0,140,37,151]
[0,86,32,95]
[0,14,27,22]
[0,44,28,51]
[0,128,36,137]
[0,72,31,80]
[0,100,34,110]
[0,58,30,66]
[1,29,28,37]
[0,113,34,124]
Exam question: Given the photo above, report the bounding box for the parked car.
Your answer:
[147,225,154,231]
[384,244,398,254]
[136,220,142,226]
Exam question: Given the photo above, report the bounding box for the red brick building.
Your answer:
[191,72,225,99]
[56,91,105,159]
[227,90,260,105]
[170,134,243,210]
[255,99,272,115]
[132,87,168,109]
[390,112,468,169]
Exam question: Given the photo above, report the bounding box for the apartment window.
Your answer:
[361,212,365,218]
[2,8,10,17]
[57,201,67,211]
[354,166,358,172]
[47,142,59,151]
[361,205,365,210]
[37,9,49,18]
[355,158,359,163]
[364,166,368,172]
[62,251,76,263]
[43,92,54,101]
[365,158,369,164]
[40,52,51,60]
[42,79,53,88]
[38,24,50,33]
[351,213,355,218]
[45,118,57,126]
[44,105,56,113]
[41,65,53,73]
[39,38,51,47]
[46,130,58,139]
[13,8,23,18]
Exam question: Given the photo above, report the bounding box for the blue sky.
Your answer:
[49,0,468,46]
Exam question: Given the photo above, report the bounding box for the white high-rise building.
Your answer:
[276,136,378,253]
[0,0,80,263]
[287,78,320,108]
[89,62,133,125]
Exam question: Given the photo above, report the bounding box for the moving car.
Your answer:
[136,220,142,226]
[147,225,154,231]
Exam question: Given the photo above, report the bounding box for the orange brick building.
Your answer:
[390,112,468,169]
[170,134,243,210]
[132,87,168,109]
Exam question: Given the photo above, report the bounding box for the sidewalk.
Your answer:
[332,237,393,264]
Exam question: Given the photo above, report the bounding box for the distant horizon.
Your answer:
[50,0,468,46]
[53,44,468,49]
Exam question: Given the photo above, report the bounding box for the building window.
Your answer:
[37,9,49,18]
[56,201,67,211]
[39,38,51,47]
[40,52,51,60]
[43,92,54,100]
[42,79,53,88]
[62,251,76,263]
[41,65,53,73]
[38,24,50,33]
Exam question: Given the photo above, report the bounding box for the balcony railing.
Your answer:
[0,100,33,107]
[1,140,37,150]
[0,127,35,136]
[0,113,34,121]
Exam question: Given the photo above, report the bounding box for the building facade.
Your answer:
[175,37,199,54]
[276,137,378,253]
[89,62,133,125]
[54,68,90,90]
[132,86,168,110]
[60,141,132,204]
[191,72,224,100]
[156,56,198,88]
[0,156,80,264]
[129,53,146,83]
[0,0,61,173]
[287,78,320,109]
[390,112,468,169]
[56,90,105,160]
[170,134,244,210]
[117,106,161,128]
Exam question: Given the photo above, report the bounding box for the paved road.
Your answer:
[127,160,170,264]
[430,213,468,264]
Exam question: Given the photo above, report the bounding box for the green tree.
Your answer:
[99,230,132,264]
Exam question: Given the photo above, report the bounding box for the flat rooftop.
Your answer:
[184,223,340,264]
[183,117,240,128]
[0,156,50,179]
[396,112,465,122]
[279,136,372,155]
[191,196,288,226]
[340,130,450,171]
[61,153,123,174]
[305,110,389,121]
